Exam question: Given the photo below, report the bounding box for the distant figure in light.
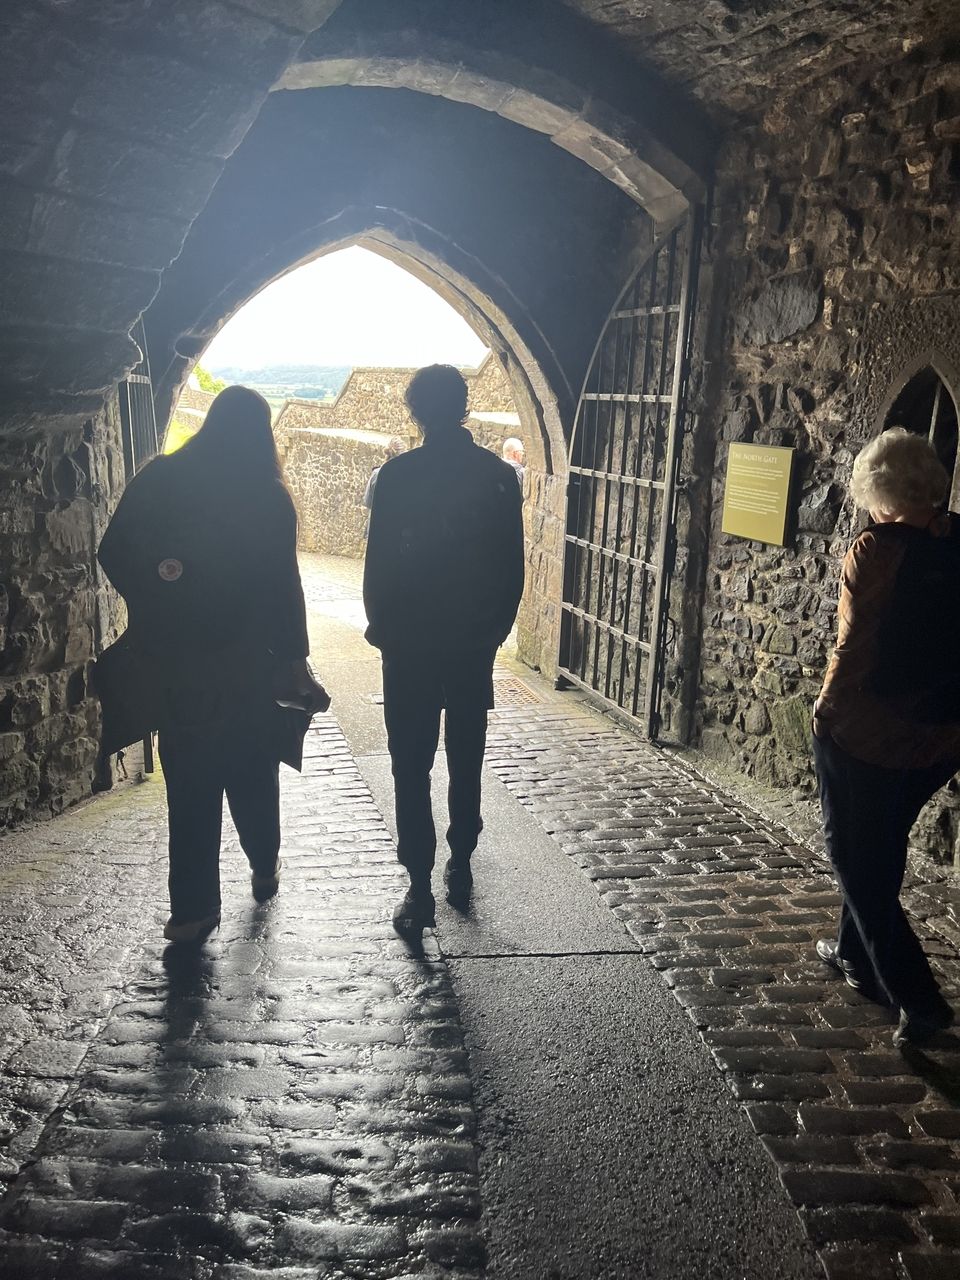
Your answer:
[502,436,525,488]
[364,365,524,941]
[362,436,406,532]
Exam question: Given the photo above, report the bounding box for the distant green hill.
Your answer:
[208,364,352,402]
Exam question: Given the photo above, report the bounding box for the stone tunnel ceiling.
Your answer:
[559,0,959,119]
[290,0,715,220]
[3,0,956,437]
[144,85,651,447]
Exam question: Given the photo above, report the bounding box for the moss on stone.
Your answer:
[769,695,812,758]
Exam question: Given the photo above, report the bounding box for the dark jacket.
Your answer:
[363,427,524,654]
[96,450,310,765]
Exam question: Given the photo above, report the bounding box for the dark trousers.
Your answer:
[382,648,495,886]
[159,729,281,923]
[812,730,956,1013]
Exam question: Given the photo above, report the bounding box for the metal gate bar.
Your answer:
[117,317,160,774]
[558,209,700,738]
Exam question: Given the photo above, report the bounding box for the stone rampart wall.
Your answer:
[177,387,216,415]
[279,427,387,559]
[1,402,125,826]
[274,356,525,562]
[691,48,960,863]
[469,355,517,414]
[277,354,518,443]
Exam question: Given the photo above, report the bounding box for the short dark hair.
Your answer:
[405,364,468,434]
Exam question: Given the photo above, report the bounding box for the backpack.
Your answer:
[870,514,960,723]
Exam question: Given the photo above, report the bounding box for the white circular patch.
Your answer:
[158,558,183,582]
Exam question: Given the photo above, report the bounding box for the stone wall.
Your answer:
[516,470,566,679]
[1,403,124,827]
[276,363,561,673]
[276,354,520,448]
[278,426,388,558]
[176,387,216,416]
[690,47,960,863]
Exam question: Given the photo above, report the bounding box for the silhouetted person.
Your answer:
[502,436,525,488]
[363,436,406,513]
[363,365,524,939]
[362,436,406,534]
[97,386,329,944]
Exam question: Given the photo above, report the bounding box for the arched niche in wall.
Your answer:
[879,352,960,511]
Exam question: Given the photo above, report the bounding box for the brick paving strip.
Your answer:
[485,694,960,1280]
[0,719,484,1280]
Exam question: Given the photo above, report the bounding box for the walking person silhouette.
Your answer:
[96,386,329,944]
[363,365,524,939]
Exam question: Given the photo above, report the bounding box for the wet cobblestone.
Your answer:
[486,694,960,1280]
[0,719,483,1280]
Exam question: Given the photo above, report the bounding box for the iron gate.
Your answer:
[118,318,159,477]
[558,210,700,738]
[118,317,160,773]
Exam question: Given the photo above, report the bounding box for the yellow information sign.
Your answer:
[721,443,794,546]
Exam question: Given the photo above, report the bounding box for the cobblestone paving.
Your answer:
[0,719,483,1280]
[485,696,960,1280]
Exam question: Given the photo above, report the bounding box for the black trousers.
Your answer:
[382,647,495,886]
[159,728,281,923]
[812,730,956,1013]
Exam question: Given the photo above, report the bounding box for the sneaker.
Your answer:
[163,912,220,944]
[893,1001,955,1048]
[443,857,474,910]
[815,938,891,1004]
[392,888,436,941]
[252,857,282,903]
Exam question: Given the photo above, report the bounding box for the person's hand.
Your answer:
[274,660,331,714]
[301,674,331,715]
[811,700,826,739]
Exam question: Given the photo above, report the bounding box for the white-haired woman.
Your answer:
[813,427,960,1046]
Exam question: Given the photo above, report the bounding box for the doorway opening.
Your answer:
[170,245,559,675]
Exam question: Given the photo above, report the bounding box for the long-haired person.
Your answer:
[97,386,329,944]
[813,427,960,1046]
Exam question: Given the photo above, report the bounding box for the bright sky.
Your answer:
[202,246,490,371]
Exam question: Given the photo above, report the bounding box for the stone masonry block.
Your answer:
[0,249,157,334]
[803,1206,918,1245]
[780,1168,930,1207]
[48,127,223,221]
[799,1106,910,1138]
[900,1253,960,1280]
[71,57,266,160]
[914,1112,960,1139]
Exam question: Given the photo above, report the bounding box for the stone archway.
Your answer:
[279,42,702,228]
[879,352,960,511]
[169,225,570,677]
[153,214,568,483]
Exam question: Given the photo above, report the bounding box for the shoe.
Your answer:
[819,936,896,1003]
[815,939,891,1005]
[444,857,474,910]
[816,938,843,971]
[252,857,282,903]
[163,912,220,944]
[893,1001,955,1048]
[392,888,436,940]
